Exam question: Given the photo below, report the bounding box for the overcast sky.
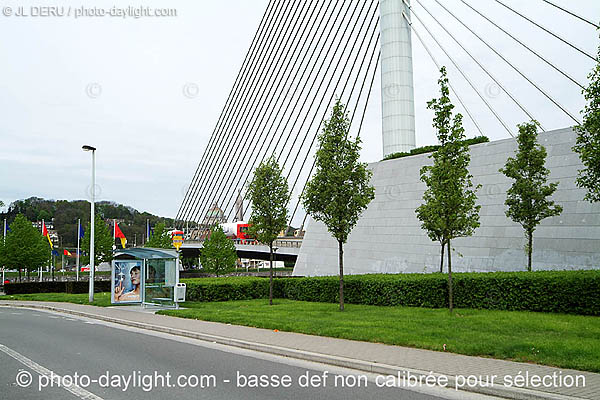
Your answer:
[1,0,599,221]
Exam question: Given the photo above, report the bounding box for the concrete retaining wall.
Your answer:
[294,127,600,276]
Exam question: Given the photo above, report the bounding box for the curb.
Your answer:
[0,302,586,400]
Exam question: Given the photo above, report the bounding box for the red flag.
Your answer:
[64,249,72,256]
[114,222,127,248]
[42,221,52,247]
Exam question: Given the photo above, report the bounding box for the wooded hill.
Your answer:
[1,197,174,248]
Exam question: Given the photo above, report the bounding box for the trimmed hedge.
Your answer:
[383,136,489,161]
[183,270,600,315]
[4,281,111,295]
[182,277,284,302]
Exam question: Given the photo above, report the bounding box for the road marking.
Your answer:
[0,343,104,400]
[11,312,21,315]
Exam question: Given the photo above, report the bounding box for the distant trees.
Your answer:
[144,222,172,249]
[302,100,375,311]
[0,197,173,248]
[0,214,50,281]
[199,226,238,277]
[500,121,563,272]
[573,34,600,203]
[81,216,114,267]
[416,67,481,312]
[247,156,290,305]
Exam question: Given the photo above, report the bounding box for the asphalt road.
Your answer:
[0,307,497,400]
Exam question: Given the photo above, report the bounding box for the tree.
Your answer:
[500,121,563,272]
[144,222,172,249]
[247,156,290,305]
[1,214,50,281]
[199,225,237,277]
[416,67,481,313]
[81,215,113,267]
[574,34,600,202]
[302,100,375,311]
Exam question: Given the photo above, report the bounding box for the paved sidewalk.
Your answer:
[1,301,598,400]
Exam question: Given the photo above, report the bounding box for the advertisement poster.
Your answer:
[112,260,143,304]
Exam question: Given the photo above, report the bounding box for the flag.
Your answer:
[64,249,72,256]
[51,250,59,256]
[79,224,85,239]
[114,222,127,248]
[42,221,52,247]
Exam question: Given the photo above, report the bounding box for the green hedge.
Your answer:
[182,271,600,315]
[182,277,284,302]
[4,281,111,295]
[383,136,489,161]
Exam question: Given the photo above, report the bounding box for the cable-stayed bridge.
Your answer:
[176,0,599,266]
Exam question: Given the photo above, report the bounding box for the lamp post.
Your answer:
[82,145,96,302]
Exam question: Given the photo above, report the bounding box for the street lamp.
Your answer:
[82,145,96,302]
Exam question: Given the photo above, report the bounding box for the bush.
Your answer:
[4,281,110,295]
[383,136,489,161]
[182,270,600,315]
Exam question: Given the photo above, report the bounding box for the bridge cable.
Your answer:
[220,0,369,222]
[284,21,381,228]
[279,2,380,177]
[201,0,345,228]
[403,11,485,137]
[177,0,286,225]
[176,0,279,226]
[187,0,308,226]
[404,0,515,137]
[541,0,600,29]
[458,0,585,90]
[433,0,582,125]
[186,0,303,226]
[281,17,380,189]
[494,0,597,62]
[240,3,380,222]
[219,0,353,221]
[416,0,544,131]
[288,42,381,231]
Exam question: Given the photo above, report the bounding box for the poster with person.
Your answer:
[112,260,143,304]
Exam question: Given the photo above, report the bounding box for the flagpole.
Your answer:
[2,219,6,285]
[113,219,116,248]
[76,219,80,282]
[42,219,45,282]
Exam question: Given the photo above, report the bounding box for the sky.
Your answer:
[1,0,599,222]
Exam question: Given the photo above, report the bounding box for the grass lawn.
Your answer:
[158,299,600,373]
[1,292,113,307]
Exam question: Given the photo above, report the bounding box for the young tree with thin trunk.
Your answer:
[500,121,562,272]
[247,156,290,305]
[574,32,600,203]
[302,99,375,311]
[416,67,481,312]
[1,214,50,281]
[199,225,237,277]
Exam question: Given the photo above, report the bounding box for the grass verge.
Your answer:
[1,292,113,307]
[158,299,600,372]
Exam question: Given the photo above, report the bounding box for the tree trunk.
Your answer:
[26,268,30,282]
[269,242,273,306]
[18,268,21,282]
[440,241,445,273]
[338,240,344,311]
[528,230,533,272]
[447,239,453,313]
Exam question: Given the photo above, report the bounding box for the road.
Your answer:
[0,307,498,399]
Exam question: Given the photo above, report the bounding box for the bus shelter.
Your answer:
[112,248,182,308]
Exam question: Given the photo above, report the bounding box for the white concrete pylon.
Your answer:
[380,0,416,157]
